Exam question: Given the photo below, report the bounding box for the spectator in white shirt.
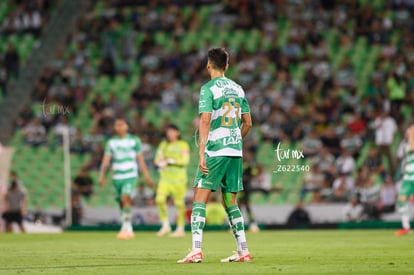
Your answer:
[53,116,76,144]
[359,175,381,220]
[333,172,355,202]
[312,146,337,183]
[378,175,397,214]
[30,10,42,37]
[343,195,363,221]
[335,149,356,175]
[374,109,398,177]
[22,118,47,147]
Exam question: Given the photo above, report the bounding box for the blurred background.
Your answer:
[0,0,413,231]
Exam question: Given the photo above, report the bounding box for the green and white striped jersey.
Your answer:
[104,134,142,180]
[403,151,414,181]
[198,76,250,157]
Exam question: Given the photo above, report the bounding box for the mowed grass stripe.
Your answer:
[0,230,413,274]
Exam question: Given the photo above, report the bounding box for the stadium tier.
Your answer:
[0,1,58,101]
[2,0,413,214]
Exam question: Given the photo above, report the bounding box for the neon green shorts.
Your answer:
[113,177,137,203]
[193,156,243,193]
[156,181,186,201]
[399,180,414,197]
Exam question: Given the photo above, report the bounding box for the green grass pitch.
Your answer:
[1,230,413,274]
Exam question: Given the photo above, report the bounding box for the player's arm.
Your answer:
[154,142,167,168]
[21,193,28,216]
[3,194,9,212]
[137,152,154,189]
[241,112,252,138]
[198,86,212,175]
[408,126,414,152]
[240,95,252,139]
[199,112,211,174]
[99,154,111,186]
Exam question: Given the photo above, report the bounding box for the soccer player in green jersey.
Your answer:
[155,124,190,237]
[99,118,154,240]
[395,124,414,236]
[178,48,253,263]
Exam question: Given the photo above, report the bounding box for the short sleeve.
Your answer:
[104,140,112,155]
[241,96,250,114]
[134,137,142,154]
[199,87,213,114]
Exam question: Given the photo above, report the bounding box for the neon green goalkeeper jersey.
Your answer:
[198,76,250,157]
[154,140,190,184]
[104,134,142,180]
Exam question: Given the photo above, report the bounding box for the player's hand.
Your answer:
[199,155,209,175]
[99,175,105,187]
[146,177,155,190]
[157,159,168,169]
[166,158,176,164]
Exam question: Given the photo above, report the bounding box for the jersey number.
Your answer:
[221,102,240,126]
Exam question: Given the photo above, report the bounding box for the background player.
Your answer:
[239,149,260,233]
[2,171,27,233]
[178,48,252,263]
[99,118,154,240]
[154,124,190,237]
[395,124,414,236]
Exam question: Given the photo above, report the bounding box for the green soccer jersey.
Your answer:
[198,76,250,157]
[104,134,142,180]
[403,151,414,182]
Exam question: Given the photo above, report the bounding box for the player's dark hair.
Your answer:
[166,124,181,140]
[167,124,180,131]
[9,181,18,190]
[114,117,127,124]
[208,48,229,70]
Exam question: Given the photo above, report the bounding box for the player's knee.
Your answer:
[221,192,237,208]
[398,195,407,202]
[121,195,131,206]
[155,193,166,205]
[222,201,237,209]
[174,198,185,209]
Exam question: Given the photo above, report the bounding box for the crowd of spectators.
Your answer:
[0,0,54,98]
[14,0,414,212]
[1,0,52,37]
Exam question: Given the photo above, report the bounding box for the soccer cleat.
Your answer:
[170,229,185,237]
[395,229,412,236]
[177,249,203,263]
[220,251,252,263]
[156,225,172,237]
[117,231,134,240]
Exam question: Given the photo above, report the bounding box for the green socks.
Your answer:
[226,205,248,252]
[398,199,410,230]
[121,207,132,232]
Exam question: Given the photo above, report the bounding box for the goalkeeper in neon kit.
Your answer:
[178,48,253,263]
[395,124,414,236]
[155,124,190,237]
[99,118,154,240]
